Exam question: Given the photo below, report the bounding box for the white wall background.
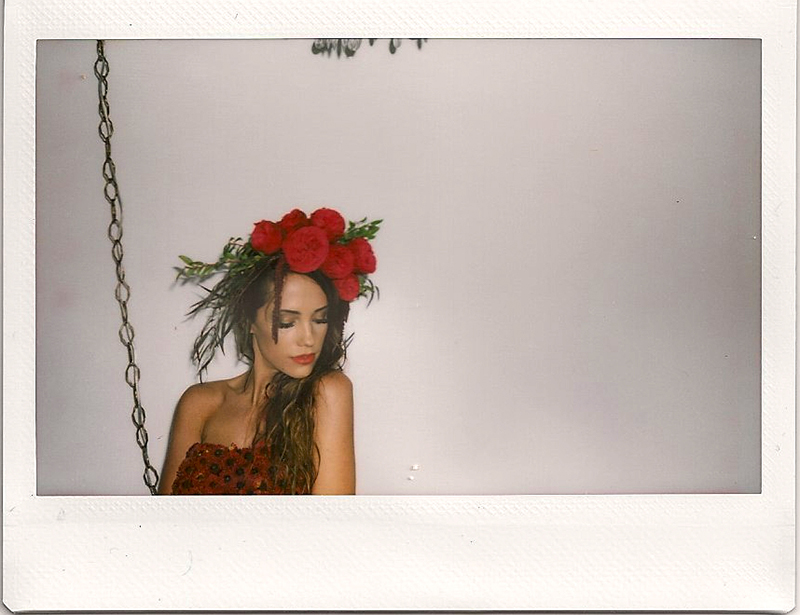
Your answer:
[35,38,761,495]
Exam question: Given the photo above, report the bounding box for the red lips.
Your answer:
[291,354,316,365]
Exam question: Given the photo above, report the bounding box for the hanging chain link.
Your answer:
[94,40,160,495]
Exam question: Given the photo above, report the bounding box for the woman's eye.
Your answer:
[278,322,295,329]
[313,319,328,325]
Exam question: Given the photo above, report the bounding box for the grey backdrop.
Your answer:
[36,39,761,495]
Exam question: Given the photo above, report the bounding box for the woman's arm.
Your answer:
[157,384,214,495]
[311,371,356,495]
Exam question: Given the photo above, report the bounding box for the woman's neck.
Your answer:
[243,357,277,408]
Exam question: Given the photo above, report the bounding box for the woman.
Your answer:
[159,207,380,495]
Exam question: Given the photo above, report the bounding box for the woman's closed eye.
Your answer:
[279,318,328,329]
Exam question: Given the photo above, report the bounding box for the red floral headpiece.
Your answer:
[250,207,379,302]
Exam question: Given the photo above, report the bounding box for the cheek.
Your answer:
[255,327,284,356]
[269,333,292,354]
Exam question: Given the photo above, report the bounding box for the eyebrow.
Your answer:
[278,306,328,316]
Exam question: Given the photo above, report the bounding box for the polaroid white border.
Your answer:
[3,0,796,611]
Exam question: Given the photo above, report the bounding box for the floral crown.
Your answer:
[176,208,381,375]
[178,207,381,301]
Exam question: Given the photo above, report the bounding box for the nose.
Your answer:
[298,320,315,347]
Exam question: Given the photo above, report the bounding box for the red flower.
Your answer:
[348,237,377,274]
[320,244,355,279]
[250,220,283,254]
[334,274,360,302]
[282,226,330,273]
[310,208,346,241]
[278,209,310,234]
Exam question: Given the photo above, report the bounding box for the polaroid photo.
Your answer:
[3,0,796,611]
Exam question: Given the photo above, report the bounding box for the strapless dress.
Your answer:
[171,442,306,495]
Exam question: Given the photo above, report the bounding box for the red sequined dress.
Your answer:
[171,442,307,495]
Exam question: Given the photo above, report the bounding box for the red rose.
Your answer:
[348,237,377,274]
[310,207,346,241]
[333,274,360,302]
[278,209,310,234]
[282,226,330,273]
[320,244,355,279]
[250,220,283,254]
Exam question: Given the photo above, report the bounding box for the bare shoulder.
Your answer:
[160,380,228,495]
[314,372,354,421]
[315,371,353,405]
[311,371,355,494]
[175,380,226,420]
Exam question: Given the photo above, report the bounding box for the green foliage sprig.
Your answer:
[340,217,381,304]
[311,38,427,58]
[177,237,257,281]
[341,217,382,242]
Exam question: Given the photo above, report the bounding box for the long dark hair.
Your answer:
[233,263,350,493]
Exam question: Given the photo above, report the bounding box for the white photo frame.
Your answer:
[3,0,796,611]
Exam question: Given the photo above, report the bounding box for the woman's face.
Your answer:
[250,273,329,379]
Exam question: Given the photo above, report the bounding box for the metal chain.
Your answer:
[94,40,160,495]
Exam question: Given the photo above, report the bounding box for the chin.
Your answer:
[283,363,316,379]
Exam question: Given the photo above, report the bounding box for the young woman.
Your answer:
[159,207,380,495]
